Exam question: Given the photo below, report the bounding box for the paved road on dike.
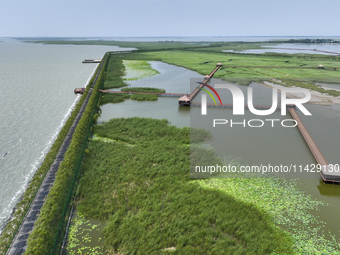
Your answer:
[6,55,107,255]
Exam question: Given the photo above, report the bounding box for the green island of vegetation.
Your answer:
[100,87,165,104]
[121,87,165,93]
[123,60,160,81]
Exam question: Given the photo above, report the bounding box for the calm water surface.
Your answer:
[0,39,133,231]
[223,43,340,55]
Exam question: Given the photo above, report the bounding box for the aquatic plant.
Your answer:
[66,212,103,255]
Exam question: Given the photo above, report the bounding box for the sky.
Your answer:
[0,0,339,37]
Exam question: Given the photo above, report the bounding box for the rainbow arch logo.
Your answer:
[199,83,223,106]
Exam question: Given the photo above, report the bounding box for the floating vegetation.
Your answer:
[66,212,104,255]
[197,178,340,254]
[123,60,159,81]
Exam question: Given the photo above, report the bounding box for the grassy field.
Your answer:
[120,51,340,96]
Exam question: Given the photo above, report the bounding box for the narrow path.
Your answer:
[6,55,107,255]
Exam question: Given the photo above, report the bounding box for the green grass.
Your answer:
[123,60,159,81]
[102,55,127,89]
[75,117,294,254]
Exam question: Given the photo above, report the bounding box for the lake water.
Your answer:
[223,43,340,55]
[316,82,340,91]
[0,39,133,232]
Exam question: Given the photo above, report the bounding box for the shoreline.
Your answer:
[262,81,340,106]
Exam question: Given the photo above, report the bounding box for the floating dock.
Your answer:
[82,59,101,63]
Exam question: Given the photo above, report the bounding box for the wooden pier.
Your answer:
[82,59,101,63]
[191,103,288,110]
[182,63,222,104]
[288,107,340,183]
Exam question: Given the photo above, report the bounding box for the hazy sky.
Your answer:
[0,0,339,37]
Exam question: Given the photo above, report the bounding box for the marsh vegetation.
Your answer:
[75,117,294,254]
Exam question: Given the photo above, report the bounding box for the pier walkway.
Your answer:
[6,55,108,255]
[191,103,286,110]
[188,63,222,102]
[288,107,340,183]
[99,90,187,97]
